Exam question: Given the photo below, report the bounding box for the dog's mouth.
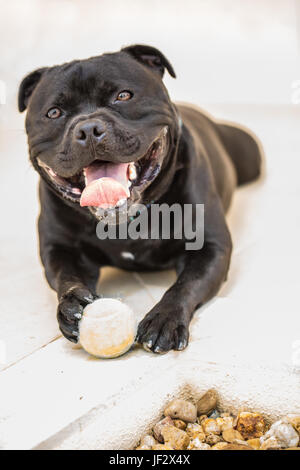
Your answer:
[37,126,168,209]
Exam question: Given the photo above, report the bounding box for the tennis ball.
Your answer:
[79,298,136,358]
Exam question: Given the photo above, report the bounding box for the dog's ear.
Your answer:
[18,68,48,112]
[121,44,176,79]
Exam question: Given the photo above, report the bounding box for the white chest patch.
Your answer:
[121,251,135,261]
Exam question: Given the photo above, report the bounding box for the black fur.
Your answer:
[19,45,262,353]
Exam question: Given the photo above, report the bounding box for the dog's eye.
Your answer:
[47,107,62,119]
[116,91,133,101]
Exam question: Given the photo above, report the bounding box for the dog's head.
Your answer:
[19,45,180,219]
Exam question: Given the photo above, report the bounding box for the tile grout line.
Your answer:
[131,272,157,304]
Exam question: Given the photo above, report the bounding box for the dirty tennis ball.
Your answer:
[79,298,136,358]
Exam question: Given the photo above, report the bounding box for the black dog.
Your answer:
[18,45,261,354]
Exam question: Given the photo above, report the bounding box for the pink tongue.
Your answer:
[80,162,129,208]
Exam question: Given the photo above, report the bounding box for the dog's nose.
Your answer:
[74,119,105,145]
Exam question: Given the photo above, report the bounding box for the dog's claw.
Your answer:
[137,307,190,354]
[143,341,153,352]
[176,340,187,351]
[153,345,167,354]
[57,285,96,343]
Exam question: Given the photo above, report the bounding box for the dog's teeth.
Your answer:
[83,169,87,185]
[49,168,57,177]
[128,163,137,181]
[71,187,81,194]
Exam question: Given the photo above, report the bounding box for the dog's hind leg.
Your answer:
[217,123,263,186]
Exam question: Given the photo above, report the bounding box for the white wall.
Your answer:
[0,0,299,129]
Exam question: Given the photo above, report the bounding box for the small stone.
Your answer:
[236,412,266,439]
[202,418,221,435]
[260,418,299,448]
[186,423,205,441]
[222,443,253,450]
[197,389,218,416]
[211,442,229,450]
[222,428,244,443]
[260,436,281,450]
[164,399,197,423]
[208,410,220,419]
[153,416,174,442]
[286,447,300,450]
[152,444,174,450]
[188,438,211,450]
[198,414,208,424]
[206,433,223,446]
[136,445,151,450]
[161,425,190,450]
[233,415,239,428]
[173,419,187,430]
[140,435,157,448]
[287,415,300,435]
[216,416,234,432]
[220,412,231,418]
[246,438,261,450]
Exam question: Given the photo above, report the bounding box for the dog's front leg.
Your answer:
[40,239,101,342]
[38,188,102,343]
[136,199,232,353]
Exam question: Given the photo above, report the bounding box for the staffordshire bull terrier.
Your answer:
[18,44,262,353]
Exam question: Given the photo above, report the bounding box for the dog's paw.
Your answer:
[57,285,97,343]
[136,305,189,354]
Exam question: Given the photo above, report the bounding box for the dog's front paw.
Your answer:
[136,304,190,354]
[57,285,97,343]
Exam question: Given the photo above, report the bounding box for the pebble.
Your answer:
[211,442,229,450]
[201,418,221,435]
[197,389,218,416]
[260,419,299,449]
[216,416,234,432]
[236,411,266,439]
[222,428,244,443]
[186,423,205,441]
[246,438,261,450]
[222,443,253,451]
[208,409,220,419]
[260,436,281,450]
[140,435,157,448]
[173,419,187,430]
[164,399,197,423]
[220,412,231,418]
[136,445,151,450]
[198,414,208,424]
[152,444,174,450]
[153,416,174,442]
[206,433,223,446]
[187,439,211,450]
[287,415,300,435]
[161,425,190,450]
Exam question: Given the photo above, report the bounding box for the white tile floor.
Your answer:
[0,103,300,449]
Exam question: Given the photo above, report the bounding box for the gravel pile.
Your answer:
[135,390,300,450]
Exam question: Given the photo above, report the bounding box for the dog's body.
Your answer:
[19,45,261,353]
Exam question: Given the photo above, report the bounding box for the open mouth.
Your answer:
[37,126,168,210]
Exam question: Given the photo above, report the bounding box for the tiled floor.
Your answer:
[1,103,299,369]
[1,101,300,448]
